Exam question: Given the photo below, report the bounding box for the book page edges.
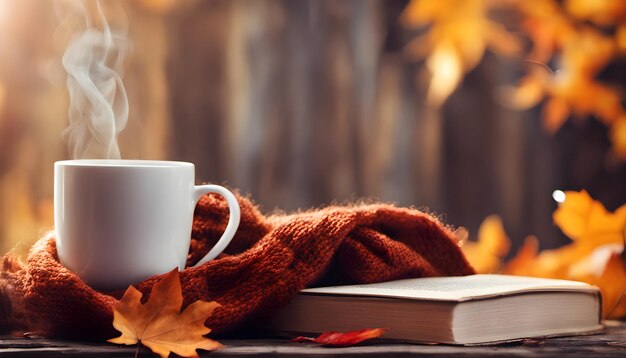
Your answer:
[301,285,601,302]
[302,275,597,301]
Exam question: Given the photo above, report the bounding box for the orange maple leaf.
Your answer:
[565,0,626,26]
[500,0,626,160]
[504,191,626,318]
[461,215,510,273]
[610,117,626,160]
[401,0,520,106]
[553,190,626,248]
[108,269,222,358]
[568,249,626,318]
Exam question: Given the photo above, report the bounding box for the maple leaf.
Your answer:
[401,0,520,106]
[108,269,222,358]
[504,243,626,319]
[517,0,576,63]
[618,24,626,53]
[502,236,541,276]
[503,235,589,280]
[503,29,621,128]
[553,190,626,248]
[571,249,626,318]
[501,0,626,159]
[503,191,626,318]
[565,0,626,26]
[461,215,510,273]
[611,117,626,160]
[293,328,385,347]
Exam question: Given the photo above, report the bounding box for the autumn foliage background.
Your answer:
[0,0,625,318]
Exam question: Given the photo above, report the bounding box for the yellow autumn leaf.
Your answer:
[611,117,626,160]
[506,242,626,318]
[461,215,510,273]
[504,191,626,318]
[617,24,626,53]
[503,237,588,279]
[565,0,626,26]
[517,0,576,63]
[542,97,570,134]
[497,70,546,110]
[503,236,542,277]
[506,0,626,159]
[508,28,621,127]
[553,190,626,248]
[573,251,626,319]
[401,0,520,106]
[108,269,222,358]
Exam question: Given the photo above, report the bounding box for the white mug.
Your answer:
[54,159,240,290]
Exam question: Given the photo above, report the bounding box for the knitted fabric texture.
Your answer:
[0,193,474,339]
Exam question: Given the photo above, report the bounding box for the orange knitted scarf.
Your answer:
[0,193,474,339]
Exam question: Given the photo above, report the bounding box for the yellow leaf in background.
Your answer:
[565,0,626,26]
[425,44,463,107]
[503,191,626,318]
[497,70,546,110]
[502,236,540,276]
[561,29,616,79]
[531,29,620,127]
[542,97,570,134]
[617,25,626,53]
[517,0,576,63]
[553,190,626,248]
[504,0,626,159]
[568,244,622,278]
[108,269,222,358]
[400,0,444,26]
[611,117,626,160]
[504,238,588,279]
[401,0,520,106]
[575,252,626,319]
[461,215,510,273]
[401,0,626,159]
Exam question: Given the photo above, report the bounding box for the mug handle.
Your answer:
[191,184,241,267]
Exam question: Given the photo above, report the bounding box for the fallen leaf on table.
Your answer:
[108,269,222,358]
[293,328,385,347]
[461,215,510,273]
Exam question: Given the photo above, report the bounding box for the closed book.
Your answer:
[269,274,603,345]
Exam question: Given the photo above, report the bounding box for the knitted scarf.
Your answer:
[0,193,474,339]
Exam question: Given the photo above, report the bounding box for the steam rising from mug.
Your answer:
[61,0,130,159]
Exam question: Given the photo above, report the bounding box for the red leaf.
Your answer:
[292,336,317,343]
[293,328,385,347]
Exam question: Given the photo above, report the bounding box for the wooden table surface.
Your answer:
[2,321,626,357]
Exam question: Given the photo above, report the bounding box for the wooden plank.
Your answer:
[1,322,625,357]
